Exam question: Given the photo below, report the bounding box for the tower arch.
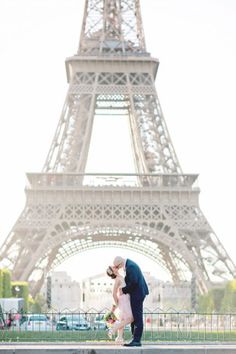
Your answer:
[21,221,209,295]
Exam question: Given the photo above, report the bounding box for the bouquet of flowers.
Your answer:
[104,311,118,328]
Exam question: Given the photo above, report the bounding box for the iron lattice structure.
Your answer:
[0,0,235,295]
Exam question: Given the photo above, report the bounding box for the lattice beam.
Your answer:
[79,0,146,54]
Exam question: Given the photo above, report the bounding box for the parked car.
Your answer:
[56,315,91,331]
[20,314,53,331]
[93,314,107,330]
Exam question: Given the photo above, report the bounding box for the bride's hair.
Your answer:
[106,266,117,279]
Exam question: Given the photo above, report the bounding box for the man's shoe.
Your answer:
[123,341,142,347]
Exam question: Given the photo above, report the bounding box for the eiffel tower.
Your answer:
[0,0,235,296]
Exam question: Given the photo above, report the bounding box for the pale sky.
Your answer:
[0,0,236,281]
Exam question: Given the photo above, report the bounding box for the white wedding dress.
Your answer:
[116,275,133,322]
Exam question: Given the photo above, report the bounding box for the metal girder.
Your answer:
[79,0,146,55]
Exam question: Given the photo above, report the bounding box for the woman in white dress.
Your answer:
[106,265,134,343]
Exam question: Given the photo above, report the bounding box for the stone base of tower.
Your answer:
[1,343,236,353]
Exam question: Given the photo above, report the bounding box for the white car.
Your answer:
[56,315,91,331]
[20,314,53,331]
[93,315,107,330]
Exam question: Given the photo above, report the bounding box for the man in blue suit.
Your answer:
[113,256,149,347]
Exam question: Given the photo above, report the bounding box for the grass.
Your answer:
[1,329,236,343]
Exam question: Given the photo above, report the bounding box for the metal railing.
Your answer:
[26,173,199,190]
[1,310,236,343]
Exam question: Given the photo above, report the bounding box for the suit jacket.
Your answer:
[122,259,149,300]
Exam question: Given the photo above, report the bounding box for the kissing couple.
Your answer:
[106,256,149,347]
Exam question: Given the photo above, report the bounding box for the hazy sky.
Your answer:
[0,0,236,280]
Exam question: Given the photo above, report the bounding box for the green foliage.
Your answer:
[197,292,214,312]
[211,288,225,312]
[0,269,2,298]
[11,281,29,312]
[221,280,236,312]
[197,281,236,313]
[1,269,12,298]
[29,293,47,314]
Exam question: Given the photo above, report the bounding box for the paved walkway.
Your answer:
[0,343,236,353]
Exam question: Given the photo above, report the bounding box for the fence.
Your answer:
[0,310,236,342]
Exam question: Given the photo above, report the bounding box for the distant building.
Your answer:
[81,273,114,310]
[155,281,191,309]
[41,270,191,311]
[80,272,191,311]
[41,271,81,310]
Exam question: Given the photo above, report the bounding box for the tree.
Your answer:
[197,293,214,312]
[221,280,236,312]
[1,269,12,298]
[211,288,225,312]
[29,294,47,314]
[0,269,2,298]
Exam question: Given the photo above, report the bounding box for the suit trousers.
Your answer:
[130,296,145,342]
